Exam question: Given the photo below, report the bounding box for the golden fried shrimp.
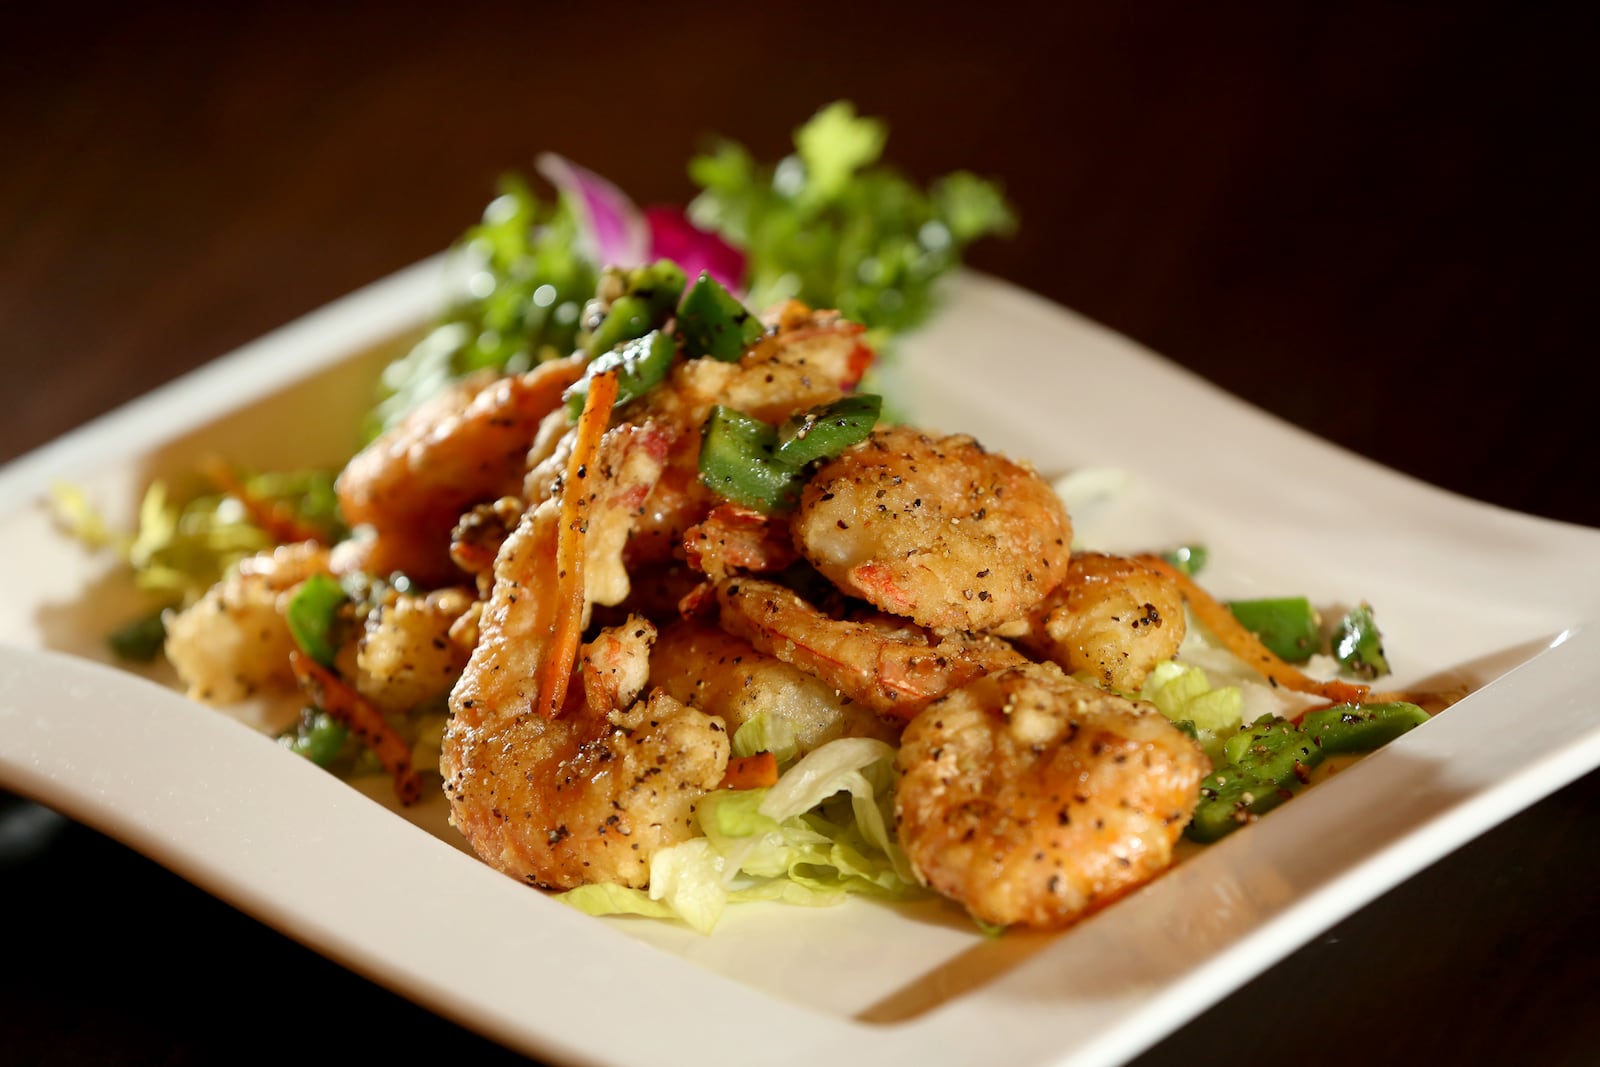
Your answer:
[1011,551,1186,692]
[353,585,475,714]
[791,425,1072,632]
[680,503,798,585]
[894,661,1209,929]
[333,355,586,585]
[649,618,901,754]
[715,577,1027,720]
[442,610,730,890]
[164,540,332,706]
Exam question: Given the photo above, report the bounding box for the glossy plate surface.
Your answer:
[3,257,1597,1067]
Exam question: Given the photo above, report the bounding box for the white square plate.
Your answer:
[2,257,1597,1067]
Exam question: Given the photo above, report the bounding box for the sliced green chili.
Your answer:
[286,572,347,668]
[698,406,797,512]
[564,329,675,419]
[698,395,882,513]
[677,271,764,361]
[583,260,687,356]
[1189,716,1325,843]
[774,395,882,467]
[284,707,349,767]
[108,608,168,663]
[1333,601,1390,679]
[1300,701,1428,755]
[1226,596,1321,663]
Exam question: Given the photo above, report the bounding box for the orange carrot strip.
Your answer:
[289,649,423,805]
[1135,553,1371,706]
[534,369,619,720]
[719,751,780,790]
[201,454,328,545]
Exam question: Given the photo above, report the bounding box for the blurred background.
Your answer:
[3,1,1596,1064]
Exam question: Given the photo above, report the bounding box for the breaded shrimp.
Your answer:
[333,355,586,586]
[715,577,1027,719]
[791,425,1072,632]
[1010,551,1186,692]
[353,585,475,714]
[442,603,730,890]
[894,660,1209,929]
[649,617,900,755]
[164,540,332,706]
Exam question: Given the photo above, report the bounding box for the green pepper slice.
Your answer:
[583,260,687,356]
[1333,601,1390,679]
[775,395,883,467]
[108,608,168,663]
[677,271,765,361]
[1301,701,1429,755]
[1186,770,1295,843]
[698,395,882,513]
[1219,716,1325,786]
[698,406,797,512]
[1226,596,1321,663]
[284,707,349,767]
[1187,716,1325,843]
[286,572,347,668]
[564,329,675,419]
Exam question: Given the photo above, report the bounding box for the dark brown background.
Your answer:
[3,2,1596,1065]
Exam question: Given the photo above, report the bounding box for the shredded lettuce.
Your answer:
[558,736,925,934]
[1140,660,1245,764]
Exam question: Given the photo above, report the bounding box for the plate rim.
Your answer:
[3,257,1598,1067]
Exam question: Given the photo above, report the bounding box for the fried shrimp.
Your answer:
[649,617,900,753]
[333,354,586,585]
[164,540,332,706]
[894,660,1209,929]
[715,577,1027,719]
[791,425,1072,632]
[1012,550,1187,692]
[443,605,730,889]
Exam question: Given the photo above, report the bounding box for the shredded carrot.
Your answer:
[289,649,423,805]
[719,751,780,790]
[201,454,328,545]
[534,369,620,720]
[1134,553,1372,707]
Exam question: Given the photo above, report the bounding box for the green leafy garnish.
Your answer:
[687,100,1016,346]
[365,175,597,439]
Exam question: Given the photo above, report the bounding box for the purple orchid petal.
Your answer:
[535,152,650,269]
[644,205,748,296]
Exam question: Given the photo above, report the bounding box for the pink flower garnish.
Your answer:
[537,152,747,297]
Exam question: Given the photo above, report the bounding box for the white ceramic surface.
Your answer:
[3,257,1597,1067]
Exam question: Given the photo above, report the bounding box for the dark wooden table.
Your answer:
[4,3,1596,1064]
